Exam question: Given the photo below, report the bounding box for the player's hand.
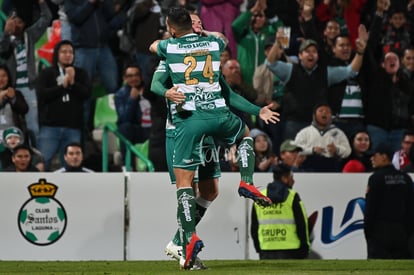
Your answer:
[149,40,160,54]
[259,103,280,124]
[165,86,185,104]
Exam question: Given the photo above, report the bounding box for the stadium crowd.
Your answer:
[0,0,413,173]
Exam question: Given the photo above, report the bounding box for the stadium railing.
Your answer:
[102,123,154,172]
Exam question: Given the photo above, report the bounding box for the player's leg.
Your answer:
[217,114,272,206]
[173,123,205,269]
[195,135,220,220]
[174,167,203,269]
[164,128,184,260]
[167,137,219,269]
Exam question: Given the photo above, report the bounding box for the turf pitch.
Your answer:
[1,260,414,274]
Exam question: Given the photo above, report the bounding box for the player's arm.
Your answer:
[201,30,229,46]
[220,75,280,124]
[220,75,260,115]
[150,60,186,104]
[149,39,160,54]
[150,61,170,97]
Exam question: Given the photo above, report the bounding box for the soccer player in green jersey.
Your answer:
[150,7,279,269]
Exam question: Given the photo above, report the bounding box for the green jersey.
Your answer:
[157,33,228,122]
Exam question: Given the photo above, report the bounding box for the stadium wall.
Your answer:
[2,172,409,260]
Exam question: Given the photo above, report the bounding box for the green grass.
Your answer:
[1,260,414,274]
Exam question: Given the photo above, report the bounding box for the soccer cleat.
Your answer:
[165,241,182,261]
[191,257,208,270]
[181,233,204,270]
[238,180,272,207]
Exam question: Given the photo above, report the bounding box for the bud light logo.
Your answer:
[321,198,366,244]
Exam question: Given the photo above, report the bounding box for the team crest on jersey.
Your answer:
[189,87,216,110]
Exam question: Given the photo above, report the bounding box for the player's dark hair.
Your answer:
[167,7,192,33]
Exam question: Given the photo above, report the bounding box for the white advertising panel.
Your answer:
[1,172,411,260]
[126,173,370,260]
[0,173,125,260]
[126,172,248,260]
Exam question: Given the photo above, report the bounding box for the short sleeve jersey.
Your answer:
[157,33,228,122]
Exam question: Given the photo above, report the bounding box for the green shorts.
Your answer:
[166,129,221,184]
[173,111,245,170]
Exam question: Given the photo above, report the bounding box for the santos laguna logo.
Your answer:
[18,179,67,246]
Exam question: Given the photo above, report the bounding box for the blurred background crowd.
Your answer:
[0,0,413,174]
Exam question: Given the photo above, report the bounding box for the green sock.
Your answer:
[238,137,255,183]
[172,200,207,246]
[172,212,182,246]
[176,187,196,257]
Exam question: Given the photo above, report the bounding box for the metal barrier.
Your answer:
[102,123,154,172]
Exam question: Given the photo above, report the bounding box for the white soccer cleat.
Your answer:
[165,241,182,261]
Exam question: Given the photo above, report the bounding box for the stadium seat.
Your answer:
[134,140,149,171]
[92,94,120,165]
[93,94,118,129]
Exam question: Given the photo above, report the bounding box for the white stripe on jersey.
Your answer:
[176,82,221,94]
[166,41,221,54]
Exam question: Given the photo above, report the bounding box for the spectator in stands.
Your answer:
[54,142,93,172]
[364,142,414,259]
[381,8,411,57]
[302,1,340,59]
[314,0,346,35]
[251,163,310,259]
[221,59,258,129]
[65,0,124,132]
[220,46,232,70]
[401,47,414,81]
[279,139,306,172]
[36,40,92,171]
[144,62,168,172]
[250,128,278,172]
[402,144,414,172]
[328,34,366,138]
[362,1,414,152]
[266,25,366,139]
[294,103,351,172]
[342,129,373,172]
[232,0,282,85]
[0,126,44,171]
[253,38,284,109]
[302,0,342,59]
[2,143,39,172]
[301,2,367,139]
[115,64,151,167]
[392,129,414,170]
[0,0,52,141]
[0,64,28,138]
[122,0,162,84]
[315,0,367,49]
[253,37,286,154]
[200,0,243,59]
